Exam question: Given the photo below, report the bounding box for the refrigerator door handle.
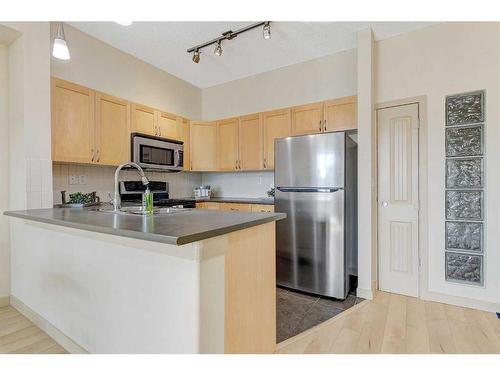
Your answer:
[276,187,343,193]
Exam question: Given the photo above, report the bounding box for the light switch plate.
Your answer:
[78,175,87,185]
[69,175,77,185]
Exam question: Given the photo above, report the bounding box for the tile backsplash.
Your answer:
[52,163,202,204]
[201,171,274,198]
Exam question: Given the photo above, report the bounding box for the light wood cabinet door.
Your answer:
[95,93,131,166]
[262,109,291,170]
[251,204,275,213]
[190,121,217,171]
[51,78,95,164]
[292,102,324,136]
[204,202,221,210]
[220,203,252,212]
[217,118,239,171]
[158,111,182,140]
[131,104,156,136]
[239,114,263,171]
[324,96,357,132]
[180,118,190,171]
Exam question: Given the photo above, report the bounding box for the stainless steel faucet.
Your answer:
[113,162,149,211]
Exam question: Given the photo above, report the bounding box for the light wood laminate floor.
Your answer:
[2,291,500,354]
[0,305,67,354]
[276,291,500,354]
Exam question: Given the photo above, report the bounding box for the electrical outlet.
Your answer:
[68,175,77,185]
[78,175,87,185]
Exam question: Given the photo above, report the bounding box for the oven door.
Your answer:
[132,134,183,171]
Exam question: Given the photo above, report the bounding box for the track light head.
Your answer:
[214,41,223,56]
[263,22,271,40]
[192,49,200,63]
[52,22,71,60]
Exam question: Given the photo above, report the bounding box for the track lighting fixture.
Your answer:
[192,49,200,63]
[52,22,70,61]
[214,40,223,56]
[263,22,271,40]
[188,21,271,64]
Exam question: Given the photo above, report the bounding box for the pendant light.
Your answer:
[52,22,70,60]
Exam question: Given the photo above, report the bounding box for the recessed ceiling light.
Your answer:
[115,21,133,26]
[52,22,70,60]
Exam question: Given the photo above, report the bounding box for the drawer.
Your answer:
[220,203,252,212]
[251,204,275,213]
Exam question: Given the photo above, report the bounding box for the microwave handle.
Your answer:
[174,149,181,168]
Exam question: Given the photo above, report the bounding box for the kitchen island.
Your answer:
[4,207,285,354]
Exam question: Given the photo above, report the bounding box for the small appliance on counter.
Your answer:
[194,185,211,199]
[119,180,196,208]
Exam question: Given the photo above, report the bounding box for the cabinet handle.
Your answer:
[96,149,100,163]
[263,158,267,169]
[319,120,322,132]
[91,149,95,162]
[323,121,327,132]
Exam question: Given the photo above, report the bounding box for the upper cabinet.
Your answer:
[291,103,323,136]
[52,77,356,172]
[52,78,96,164]
[217,118,240,171]
[190,121,217,171]
[324,96,357,132]
[158,111,182,140]
[180,118,191,171]
[95,92,131,166]
[262,109,291,170]
[239,114,263,171]
[131,104,156,136]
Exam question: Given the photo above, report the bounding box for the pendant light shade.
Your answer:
[52,22,70,60]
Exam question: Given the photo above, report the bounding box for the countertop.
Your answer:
[193,197,275,205]
[4,207,285,246]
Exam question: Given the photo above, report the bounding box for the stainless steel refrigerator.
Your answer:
[275,131,357,299]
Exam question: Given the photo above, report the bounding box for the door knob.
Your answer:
[381,201,388,207]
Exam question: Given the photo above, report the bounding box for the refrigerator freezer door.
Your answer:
[275,132,345,188]
[275,189,346,298]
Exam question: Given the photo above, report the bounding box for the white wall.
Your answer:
[0,44,9,298]
[51,23,202,120]
[201,171,274,198]
[202,48,357,120]
[376,22,500,308]
[6,22,52,211]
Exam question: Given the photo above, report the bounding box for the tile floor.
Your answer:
[277,287,364,342]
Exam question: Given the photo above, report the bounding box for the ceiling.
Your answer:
[69,22,435,88]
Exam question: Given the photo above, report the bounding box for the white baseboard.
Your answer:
[10,295,88,354]
[356,287,373,300]
[420,290,500,313]
[0,295,10,307]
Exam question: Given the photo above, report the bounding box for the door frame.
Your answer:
[375,96,428,298]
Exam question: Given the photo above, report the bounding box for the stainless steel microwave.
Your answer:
[131,133,183,172]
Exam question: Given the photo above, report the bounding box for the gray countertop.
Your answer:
[4,207,285,246]
[193,197,275,205]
